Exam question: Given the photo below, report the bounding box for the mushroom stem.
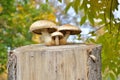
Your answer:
[60,31,70,45]
[55,36,59,45]
[41,29,54,46]
[64,31,70,40]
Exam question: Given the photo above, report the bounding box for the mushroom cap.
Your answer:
[51,31,64,39]
[58,24,81,35]
[30,20,57,34]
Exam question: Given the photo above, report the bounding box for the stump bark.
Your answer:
[8,44,102,80]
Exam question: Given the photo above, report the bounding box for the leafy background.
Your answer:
[0,0,120,80]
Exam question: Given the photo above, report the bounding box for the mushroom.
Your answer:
[30,20,57,46]
[51,31,64,45]
[89,54,96,62]
[58,24,81,45]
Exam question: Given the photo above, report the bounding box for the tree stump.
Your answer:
[8,44,102,80]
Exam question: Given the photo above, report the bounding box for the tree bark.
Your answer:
[8,44,102,80]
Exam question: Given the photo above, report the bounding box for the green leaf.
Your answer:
[46,0,48,2]
[77,34,81,40]
[73,0,80,13]
[79,0,86,10]
[80,15,86,25]
[88,38,96,43]
[65,2,73,13]
[109,72,116,80]
[112,0,119,10]
[88,14,94,26]
[58,0,62,2]
[89,31,96,36]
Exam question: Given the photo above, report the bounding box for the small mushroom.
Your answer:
[51,31,64,45]
[89,54,96,62]
[58,24,81,45]
[30,20,57,46]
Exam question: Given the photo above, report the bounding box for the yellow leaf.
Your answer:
[0,6,3,13]
[0,72,7,80]
[11,13,14,16]
[17,5,23,11]
[32,34,43,43]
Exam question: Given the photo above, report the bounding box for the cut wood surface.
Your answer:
[8,44,102,80]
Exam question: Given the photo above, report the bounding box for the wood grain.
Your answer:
[8,44,102,80]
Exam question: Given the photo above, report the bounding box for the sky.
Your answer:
[113,0,120,19]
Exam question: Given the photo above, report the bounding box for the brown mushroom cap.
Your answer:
[51,31,64,39]
[30,20,57,34]
[58,24,81,35]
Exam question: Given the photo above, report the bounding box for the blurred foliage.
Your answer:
[64,0,120,79]
[0,0,56,73]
